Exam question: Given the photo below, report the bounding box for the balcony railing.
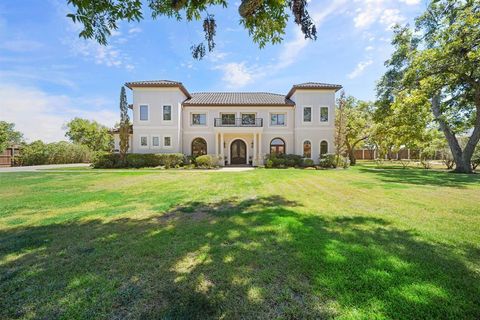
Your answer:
[214,118,263,127]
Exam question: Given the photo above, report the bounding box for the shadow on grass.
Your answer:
[1,196,479,319]
[357,166,480,188]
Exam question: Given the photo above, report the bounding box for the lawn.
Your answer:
[1,163,479,319]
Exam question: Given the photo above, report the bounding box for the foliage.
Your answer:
[66,0,317,59]
[119,86,130,160]
[0,121,23,153]
[92,152,123,169]
[264,153,303,168]
[65,117,113,152]
[318,153,337,169]
[376,0,480,173]
[92,153,185,168]
[18,141,92,166]
[195,154,219,168]
[336,96,373,165]
[302,158,314,167]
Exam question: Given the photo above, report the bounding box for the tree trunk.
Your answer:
[431,94,480,173]
[345,141,356,165]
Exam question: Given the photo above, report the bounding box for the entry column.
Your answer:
[253,133,257,166]
[220,133,225,166]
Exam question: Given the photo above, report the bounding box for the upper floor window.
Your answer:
[192,113,206,126]
[163,105,172,121]
[270,113,285,126]
[139,105,149,121]
[303,140,312,158]
[303,107,312,122]
[320,107,329,122]
[242,113,255,125]
[221,113,235,125]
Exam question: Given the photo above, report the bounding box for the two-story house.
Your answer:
[113,80,342,166]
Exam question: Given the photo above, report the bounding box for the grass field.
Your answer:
[1,163,479,319]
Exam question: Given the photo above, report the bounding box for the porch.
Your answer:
[213,131,264,166]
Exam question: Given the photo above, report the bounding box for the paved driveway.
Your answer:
[0,163,91,172]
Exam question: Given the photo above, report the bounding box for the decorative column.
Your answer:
[220,133,225,166]
[253,133,257,166]
[258,133,262,165]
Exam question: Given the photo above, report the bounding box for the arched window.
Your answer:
[320,141,328,157]
[192,138,207,156]
[303,140,312,158]
[270,138,285,155]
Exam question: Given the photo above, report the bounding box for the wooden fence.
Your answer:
[0,147,21,167]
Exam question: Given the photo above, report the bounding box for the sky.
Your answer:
[0,0,426,142]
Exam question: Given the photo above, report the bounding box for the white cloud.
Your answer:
[399,0,420,5]
[128,27,142,34]
[353,0,408,30]
[0,83,117,142]
[214,62,254,88]
[1,40,44,52]
[347,59,373,79]
[365,45,374,51]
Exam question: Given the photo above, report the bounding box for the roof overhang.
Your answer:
[125,82,191,98]
[286,85,343,98]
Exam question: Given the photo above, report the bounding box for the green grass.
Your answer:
[0,163,479,319]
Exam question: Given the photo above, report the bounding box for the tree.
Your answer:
[334,91,347,165]
[378,0,480,173]
[66,0,317,59]
[119,86,130,161]
[338,96,373,165]
[0,121,23,153]
[64,118,113,152]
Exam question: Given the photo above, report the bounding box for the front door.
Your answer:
[230,139,247,164]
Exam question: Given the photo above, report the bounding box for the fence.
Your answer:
[354,149,423,160]
[0,147,21,167]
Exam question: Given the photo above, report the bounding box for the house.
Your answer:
[113,80,342,166]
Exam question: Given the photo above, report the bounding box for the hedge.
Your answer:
[17,141,92,166]
[92,153,185,169]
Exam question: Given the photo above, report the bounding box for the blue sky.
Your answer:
[0,0,425,142]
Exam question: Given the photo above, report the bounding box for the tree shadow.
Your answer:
[1,196,479,319]
[357,166,480,188]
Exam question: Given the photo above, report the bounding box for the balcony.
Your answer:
[214,118,263,127]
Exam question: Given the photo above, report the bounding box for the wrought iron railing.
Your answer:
[214,118,263,127]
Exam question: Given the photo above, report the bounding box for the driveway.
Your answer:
[0,163,91,172]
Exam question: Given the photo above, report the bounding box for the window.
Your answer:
[192,138,207,156]
[303,140,311,158]
[303,107,312,122]
[152,136,160,147]
[221,113,235,125]
[320,141,328,156]
[140,136,148,147]
[164,136,172,147]
[192,113,206,125]
[139,105,148,121]
[163,105,172,121]
[242,113,255,125]
[270,113,285,126]
[270,138,285,155]
[320,107,329,122]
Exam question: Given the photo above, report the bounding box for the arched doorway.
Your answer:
[230,139,247,164]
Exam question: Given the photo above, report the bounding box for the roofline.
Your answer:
[182,103,295,107]
[124,82,191,98]
[286,85,343,98]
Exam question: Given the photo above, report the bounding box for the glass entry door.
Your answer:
[230,139,247,164]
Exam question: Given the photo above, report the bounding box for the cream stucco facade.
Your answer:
[114,80,342,166]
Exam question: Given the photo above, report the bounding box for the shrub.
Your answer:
[265,159,274,168]
[92,152,123,168]
[264,154,302,168]
[339,156,350,169]
[18,141,92,166]
[160,153,184,169]
[302,158,315,167]
[195,154,219,168]
[126,154,160,168]
[318,153,337,169]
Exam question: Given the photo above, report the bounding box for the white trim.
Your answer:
[139,135,149,148]
[151,135,161,149]
[163,135,173,148]
[162,105,173,123]
[139,104,150,122]
[302,139,312,159]
[302,106,313,124]
[268,112,287,128]
[319,106,330,124]
[228,137,249,165]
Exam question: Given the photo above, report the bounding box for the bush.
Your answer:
[318,153,337,169]
[161,153,185,169]
[92,152,123,168]
[92,153,185,169]
[195,154,219,168]
[302,158,315,167]
[18,141,92,166]
[126,154,159,168]
[264,154,302,168]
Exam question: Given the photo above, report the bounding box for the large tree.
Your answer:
[119,86,130,161]
[65,118,113,152]
[378,0,480,173]
[66,0,317,59]
[0,121,23,153]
